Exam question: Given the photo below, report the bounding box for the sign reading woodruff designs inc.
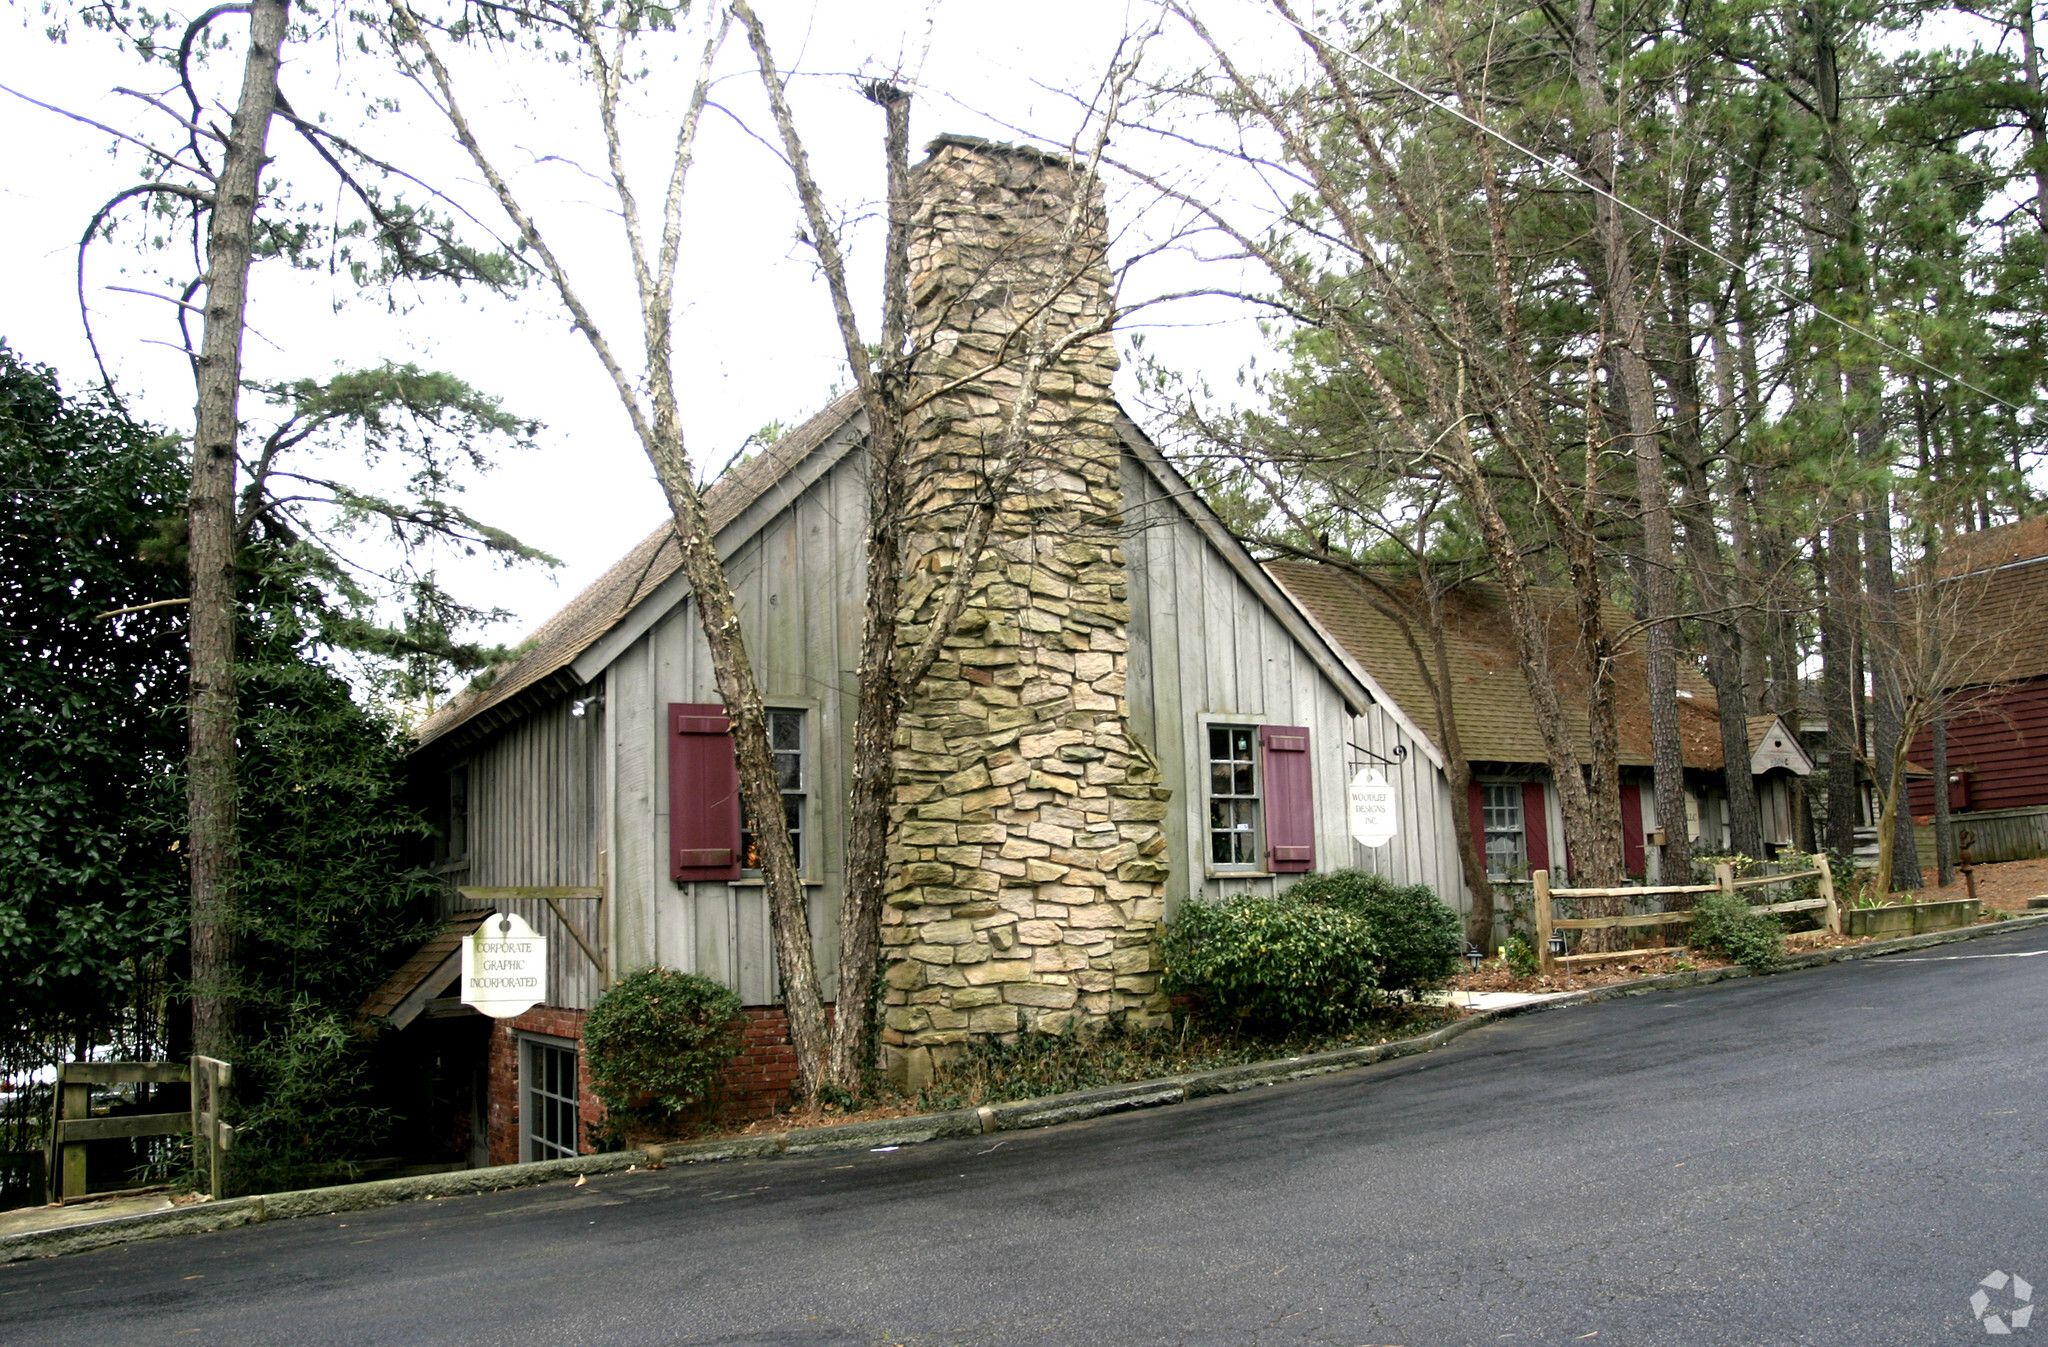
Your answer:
[461,911,547,1018]
[1348,768,1397,848]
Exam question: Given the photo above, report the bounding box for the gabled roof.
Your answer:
[1919,516,2048,690]
[415,395,1374,755]
[355,911,490,1029]
[413,393,863,752]
[1747,713,1813,776]
[1937,515,2048,578]
[1266,562,1723,770]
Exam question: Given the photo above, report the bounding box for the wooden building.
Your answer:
[362,137,1467,1166]
[1906,517,2048,820]
[1268,565,1813,888]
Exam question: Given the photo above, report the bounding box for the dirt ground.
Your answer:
[1917,855,2048,912]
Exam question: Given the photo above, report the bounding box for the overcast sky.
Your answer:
[1,0,1284,657]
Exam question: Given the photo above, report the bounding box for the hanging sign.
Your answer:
[461,911,547,1018]
[1349,767,1397,848]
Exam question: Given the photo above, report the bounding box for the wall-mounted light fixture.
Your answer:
[570,693,605,719]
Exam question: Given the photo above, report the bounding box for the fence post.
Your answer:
[1715,861,1735,901]
[192,1056,234,1200]
[1534,868,1555,976]
[1816,853,1839,934]
[44,1067,83,1204]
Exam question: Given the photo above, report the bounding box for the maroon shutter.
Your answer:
[669,702,740,882]
[1620,782,1645,878]
[1260,725,1315,873]
[1521,781,1550,872]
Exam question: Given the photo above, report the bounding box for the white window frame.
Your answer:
[739,706,809,878]
[1480,781,1528,881]
[518,1032,581,1163]
[1200,715,1265,875]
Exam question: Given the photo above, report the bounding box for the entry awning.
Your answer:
[356,912,491,1030]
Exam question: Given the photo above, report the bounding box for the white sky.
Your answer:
[1,0,1284,654]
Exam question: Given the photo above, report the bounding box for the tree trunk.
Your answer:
[2021,0,2048,234]
[1572,0,1686,883]
[1821,524,1861,857]
[1863,496,1917,892]
[827,85,913,1096]
[188,0,289,1058]
[1932,708,1955,887]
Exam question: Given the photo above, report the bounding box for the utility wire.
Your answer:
[1274,11,2029,416]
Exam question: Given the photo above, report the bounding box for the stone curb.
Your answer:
[9,909,2045,1265]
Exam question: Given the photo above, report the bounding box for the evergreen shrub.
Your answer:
[1162,895,1380,1032]
[1687,890,1784,971]
[582,968,743,1124]
[1285,869,1464,995]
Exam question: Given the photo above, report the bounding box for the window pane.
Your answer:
[777,753,802,792]
[1209,726,1232,761]
[772,711,801,751]
[1233,762,1254,796]
[1231,728,1253,759]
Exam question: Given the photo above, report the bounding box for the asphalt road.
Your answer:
[7,927,2047,1347]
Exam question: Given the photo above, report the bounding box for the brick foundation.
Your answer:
[481,1003,829,1163]
[485,1006,602,1167]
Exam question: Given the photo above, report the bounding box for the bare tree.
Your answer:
[1865,546,2006,892]
[1131,0,1631,884]
[384,0,835,1096]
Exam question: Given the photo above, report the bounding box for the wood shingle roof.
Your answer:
[412,393,862,751]
[1266,562,1723,770]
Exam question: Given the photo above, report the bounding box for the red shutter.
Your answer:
[670,702,740,882]
[1521,781,1550,872]
[1620,782,1646,878]
[1260,725,1315,873]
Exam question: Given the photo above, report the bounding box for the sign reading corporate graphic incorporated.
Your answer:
[461,911,548,1018]
[1348,767,1397,848]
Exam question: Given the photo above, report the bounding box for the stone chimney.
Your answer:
[879,136,1172,1090]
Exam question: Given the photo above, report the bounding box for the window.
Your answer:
[523,1038,579,1162]
[444,765,469,863]
[1208,725,1260,868]
[740,709,806,871]
[1481,783,1527,879]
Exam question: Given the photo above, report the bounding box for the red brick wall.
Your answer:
[481,1003,827,1163]
[485,1007,602,1167]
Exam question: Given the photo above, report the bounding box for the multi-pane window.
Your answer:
[444,765,469,863]
[525,1039,579,1162]
[1481,783,1526,879]
[740,709,806,871]
[1208,725,1260,868]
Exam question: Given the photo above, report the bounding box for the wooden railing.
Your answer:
[1533,857,1838,976]
[46,1055,235,1203]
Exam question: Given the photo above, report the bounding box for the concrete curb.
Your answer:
[9,910,2045,1265]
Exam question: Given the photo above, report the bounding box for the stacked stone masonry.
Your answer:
[881,137,1172,1089]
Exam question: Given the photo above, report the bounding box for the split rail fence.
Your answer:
[45,1055,234,1204]
[1533,858,1839,977]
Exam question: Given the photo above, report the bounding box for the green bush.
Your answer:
[1687,890,1784,972]
[582,968,744,1124]
[1503,933,1539,978]
[1285,869,1463,995]
[1162,895,1380,1033]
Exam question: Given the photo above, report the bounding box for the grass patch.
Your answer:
[915,1006,1458,1111]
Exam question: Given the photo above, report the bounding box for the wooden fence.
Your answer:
[46,1056,234,1204]
[1533,858,1839,977]
[1914,805,2048,869]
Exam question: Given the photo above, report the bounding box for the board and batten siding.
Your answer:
[603,446,866,1006]
[453,694,606,1011]
[1119,452,1465,915]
